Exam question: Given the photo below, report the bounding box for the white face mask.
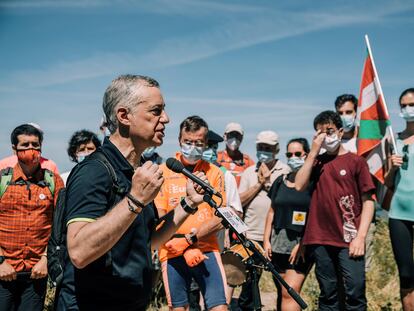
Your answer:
[226,137,241,151]
[256,151,275,163]
[322,134,341,153]
[400,106,414,122]
[341,115,355,132]
[287,156,305,171]
[181,143,203,164]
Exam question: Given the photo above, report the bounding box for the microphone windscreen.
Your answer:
[166,158,184,173]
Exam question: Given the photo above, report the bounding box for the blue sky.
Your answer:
[1,0,413,172]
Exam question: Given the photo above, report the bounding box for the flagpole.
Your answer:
[364,34,398,154]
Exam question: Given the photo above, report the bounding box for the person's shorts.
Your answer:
[271,251,313,275]
[161,251,227,309]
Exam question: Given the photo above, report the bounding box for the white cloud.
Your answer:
[4,1,414,88]
[0,0,262,14]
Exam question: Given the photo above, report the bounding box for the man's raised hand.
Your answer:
[130,161,164,205]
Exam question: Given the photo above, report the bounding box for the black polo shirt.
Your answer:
[57,138,158,311]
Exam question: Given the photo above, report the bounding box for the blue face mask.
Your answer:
[287,157,305,171]
[181,143,203,164]
[256,151,274,163]
[76,152,91,163]
[341,115,355,132]
[202,148,218,163]
[143,147,156,158]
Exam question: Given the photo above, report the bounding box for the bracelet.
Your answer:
[127,199,142,214]
[180,198,198,215]
[126,193,145,214]
[185,233,198,245]
[126,193,146,209]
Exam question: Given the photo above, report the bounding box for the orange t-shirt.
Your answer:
[0,155,59,174]
[217,150,255,186]
[154,153,226,262]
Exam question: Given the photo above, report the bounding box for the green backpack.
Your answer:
[0,167,55,199]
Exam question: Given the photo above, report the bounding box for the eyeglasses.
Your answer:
[183,140,205,148]
[321,128,338,137]
[286,152,303,158]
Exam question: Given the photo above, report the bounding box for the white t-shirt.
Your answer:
[60,171,70,186]
[224,170,242,213]
[342,137,357,154]
[239,161,290,241]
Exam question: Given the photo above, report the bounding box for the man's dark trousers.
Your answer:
[312,245,366,311]
[0,273,47,311]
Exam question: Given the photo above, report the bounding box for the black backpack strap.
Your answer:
[268,174,284,203]
[89,150,128,205]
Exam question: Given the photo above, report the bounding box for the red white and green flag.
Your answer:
[357,35,393,184]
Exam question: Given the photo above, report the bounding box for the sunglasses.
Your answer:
[401,103,414,108]
[286,152,303,158]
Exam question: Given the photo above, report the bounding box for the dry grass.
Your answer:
[45,219,402,310]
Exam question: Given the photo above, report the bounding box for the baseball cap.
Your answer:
[256,131,279,145]
[224,122,244,135]
[207,130,224,143]
[27,122,42,132]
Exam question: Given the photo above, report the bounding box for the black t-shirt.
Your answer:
[57,138,158,311]
[267,175,312,233]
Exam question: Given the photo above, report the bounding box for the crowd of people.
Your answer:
[0,74,413,311]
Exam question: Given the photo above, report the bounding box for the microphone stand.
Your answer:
[203,192,308,310]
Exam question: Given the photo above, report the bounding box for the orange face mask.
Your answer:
[16,149,41,166]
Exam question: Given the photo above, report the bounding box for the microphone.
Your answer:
[166,158,222,198]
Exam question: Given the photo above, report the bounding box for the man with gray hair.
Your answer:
[56,75,207,310]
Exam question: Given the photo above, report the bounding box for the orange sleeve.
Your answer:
[213,168,226,208]
[154,166,169,213]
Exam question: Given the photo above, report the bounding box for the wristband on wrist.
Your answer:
[181,198,198,215]
[185,233,198,245]
[126,193,145,214]
[127,199,142,214]
[126,193,146,209]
